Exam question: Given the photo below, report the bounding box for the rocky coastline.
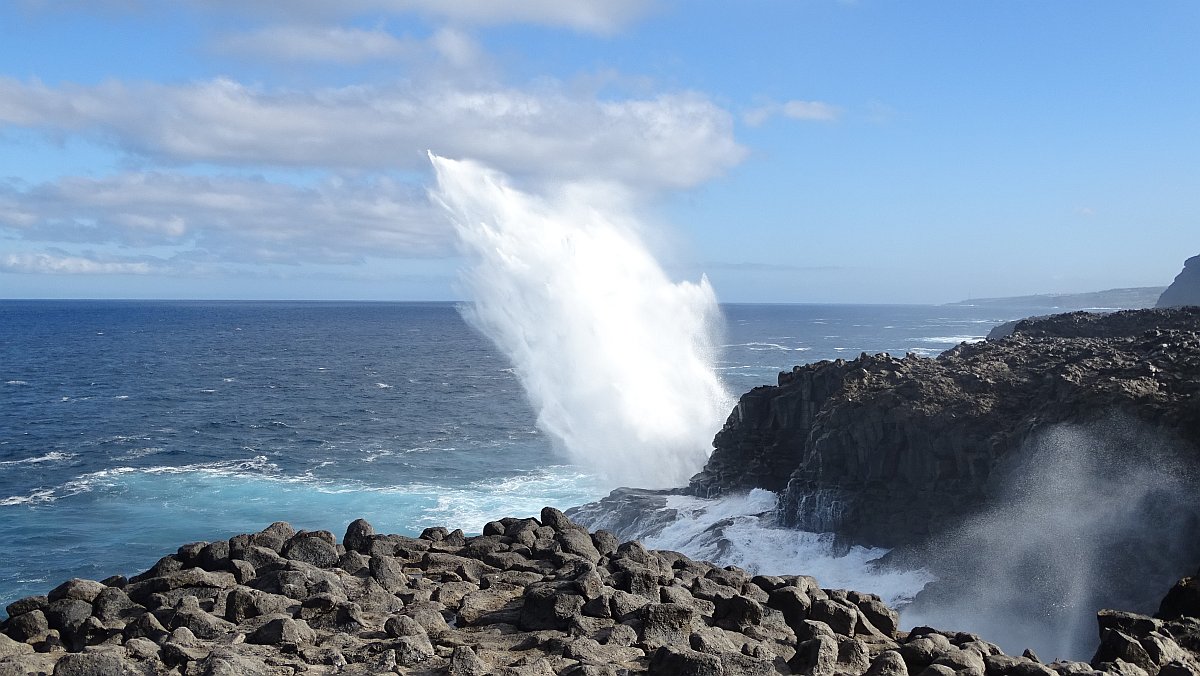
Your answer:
[5,306,1200,674]
[689,307,1200,550]
[4,510,1200,676]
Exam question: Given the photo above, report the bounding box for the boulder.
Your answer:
[342,518,375,554]
[47,580,107,605]
[519,585,585,631]
[281,532,339,568]
[649,645,723,676]
[246,615,315,645]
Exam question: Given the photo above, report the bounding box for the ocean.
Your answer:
[0,299,1032,618]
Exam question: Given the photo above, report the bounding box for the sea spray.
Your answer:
[429,154,733,488]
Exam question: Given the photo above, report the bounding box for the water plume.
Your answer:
[902,418,1200,661]
[428,153,733,488]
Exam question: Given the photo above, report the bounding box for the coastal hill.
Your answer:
[944,287,1164,311]
[1158,254,1200,308]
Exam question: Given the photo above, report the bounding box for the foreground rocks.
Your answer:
[687,307,1200,549]
[4,511,1200,675]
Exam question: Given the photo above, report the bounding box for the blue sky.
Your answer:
[1,0,1196,303]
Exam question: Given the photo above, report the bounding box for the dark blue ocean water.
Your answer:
[0,300,1032,612]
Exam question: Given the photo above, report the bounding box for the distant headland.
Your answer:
[944,286,1164,310]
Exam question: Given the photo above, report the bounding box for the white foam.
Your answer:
[639,490,935,607]
[413,466,603,531]
[0,456,281,506]
[725,342,811,352]
[430,154,732,489]
[0,451,76,467]
[5,380,28,385]
[114,447,165,460]
[918,335,985,344]
[375,383,393,389]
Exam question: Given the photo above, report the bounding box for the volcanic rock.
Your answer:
[1,513,1198,675]
[1159,255,1200,308]
[688,307,1200,549]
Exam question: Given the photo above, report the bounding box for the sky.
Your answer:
[0,0,1197,304]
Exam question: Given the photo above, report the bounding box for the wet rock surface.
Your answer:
[4,511,1199,675]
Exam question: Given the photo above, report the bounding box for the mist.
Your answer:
[901,418,1200,661]
[428,154,733,488]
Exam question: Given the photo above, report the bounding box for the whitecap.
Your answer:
[918,335,985,344]
[725,342,810,352]
[375,383,393,389]
[114,395,130,400]
[114,447,165,460]
[5,380,28,385]
[0,451,76,467]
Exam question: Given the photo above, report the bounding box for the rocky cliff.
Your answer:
[4,512,1200,676]
[689,307,1200,549]
[1158,255,1200,308]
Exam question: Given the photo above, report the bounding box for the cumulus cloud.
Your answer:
[743,99,842,126]
[0,172,452,264]
[1,251,159,275]
[0,77,745,190]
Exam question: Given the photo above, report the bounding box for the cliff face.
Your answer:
[1158,254,1200,308]
[688,307,1200,549]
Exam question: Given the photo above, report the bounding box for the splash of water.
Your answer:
[429,153,733,488]
[903,419,1200,660]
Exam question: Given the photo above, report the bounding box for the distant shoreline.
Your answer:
[943,286,1163,310]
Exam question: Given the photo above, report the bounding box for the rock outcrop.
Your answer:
[688,307,1200,549]
[1158,255,1200,308]
[4,512,1200,676]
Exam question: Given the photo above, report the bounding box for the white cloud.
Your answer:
[0,77,745,190]
[193,0,657,34]
[428,27,482,68]
[26,0,658,34]
[215,25,417,63]
[0,172,453,264]
[744,99,842,126]
[1,252,158,275]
